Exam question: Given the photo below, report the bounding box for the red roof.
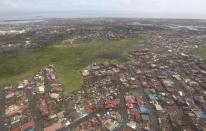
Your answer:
[125,96,135,104]
[44,122,64,131]
[51,86,63,92]
[104,99,120,108]
[82,122,92,128]
[21,120,35,131]
[84,105,93,113]
[38,99,49,116]
[128,108,140,122]
[21,105,30,113]
[10,127,21,131]
[136,97,145,106]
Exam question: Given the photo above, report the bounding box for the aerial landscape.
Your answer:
[0,0,206,131]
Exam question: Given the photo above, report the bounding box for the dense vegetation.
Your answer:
[0,38,150,95]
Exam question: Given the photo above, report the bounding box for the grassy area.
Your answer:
[0,38,150,95]
[194,47,206,60]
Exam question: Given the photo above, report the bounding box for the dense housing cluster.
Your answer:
[0,65,65,131]
[143,30,206,54]
[0,18,206,131]
[1,49,205,131]
[129,50,206,130]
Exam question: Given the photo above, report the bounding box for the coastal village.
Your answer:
[0,48,206,131]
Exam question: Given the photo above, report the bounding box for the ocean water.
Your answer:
[0,11,139,24]
[0,14,46,24]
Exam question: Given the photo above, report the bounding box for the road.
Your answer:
[26,88,44,131]
[113,73,128,130]
[43,69,52,95]
[0,92,7,131]
[128,66,159,131]
[25,68,53,131]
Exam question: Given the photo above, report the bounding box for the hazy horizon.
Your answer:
[0,0,206,20]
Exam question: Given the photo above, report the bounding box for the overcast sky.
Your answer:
[0,0,206,19]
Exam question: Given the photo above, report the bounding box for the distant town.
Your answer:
[0,18,206,131]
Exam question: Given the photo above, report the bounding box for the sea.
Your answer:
[0,11,141,25]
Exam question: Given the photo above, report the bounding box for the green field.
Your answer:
[194,47,206,60]
[0,38,150,95]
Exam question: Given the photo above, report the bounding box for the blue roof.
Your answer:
[139,106,149,114]
[26,128,35,131]
[194,111,205,118]
[148,94,159,100]
[146,89,159,100]
[147,89,156,94]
